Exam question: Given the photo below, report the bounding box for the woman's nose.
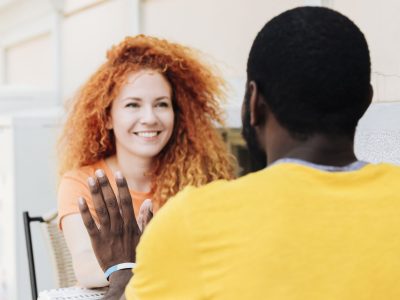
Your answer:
[140,106,158,124]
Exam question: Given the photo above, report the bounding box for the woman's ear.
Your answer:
[248,81,267,127]
[105,115,113,130]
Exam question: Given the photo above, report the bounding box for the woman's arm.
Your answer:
[58,170,108,287]
[62,214,109,288]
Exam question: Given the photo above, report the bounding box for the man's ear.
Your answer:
[368,84,374,105]
[359,84,374,117]
[248,81,267,127]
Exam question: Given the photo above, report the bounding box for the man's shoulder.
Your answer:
[372,162,400,173]
[142,168,283,249]
[162,162,400,212]
[159,168,277,213]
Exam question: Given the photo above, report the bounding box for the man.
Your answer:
[79,6,400,299]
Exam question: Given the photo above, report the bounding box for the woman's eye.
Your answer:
[156,102,170,108]
[126,103,139,108]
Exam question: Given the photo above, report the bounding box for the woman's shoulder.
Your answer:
[58,160,106,205]
[58,161,106,230]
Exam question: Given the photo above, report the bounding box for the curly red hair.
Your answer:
[58,35,235,207]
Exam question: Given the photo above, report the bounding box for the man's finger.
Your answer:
[95,169,123,232]
[78,197,99,237]
[138,199,153,232]
[88,175,110,229]
[115,171,139,230]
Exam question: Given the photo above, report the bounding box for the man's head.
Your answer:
[242,6,372,166]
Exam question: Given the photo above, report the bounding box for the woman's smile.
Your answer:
[133,130,163,140]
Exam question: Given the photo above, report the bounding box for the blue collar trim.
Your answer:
[270,158,368,172]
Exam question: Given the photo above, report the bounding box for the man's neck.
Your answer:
[267,133,357,167]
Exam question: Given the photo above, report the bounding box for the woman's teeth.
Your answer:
[135,131,159,137]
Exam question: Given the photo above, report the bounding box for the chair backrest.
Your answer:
[40,210,77,288]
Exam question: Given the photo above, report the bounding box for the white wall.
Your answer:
[330,0,400,102]
[142,0,304,124]
[62,0,136,100]
[142,0,304,79]
[2,0,400,103]
[0,0,51,33]
[0,0,53,85]
[5,33,53,87]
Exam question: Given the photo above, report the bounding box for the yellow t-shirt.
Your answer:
[58,159,151,229]
[126,162,400,300]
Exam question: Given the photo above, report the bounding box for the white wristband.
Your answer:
[104,262,136,281]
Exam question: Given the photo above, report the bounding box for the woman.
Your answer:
[57,35,235,287]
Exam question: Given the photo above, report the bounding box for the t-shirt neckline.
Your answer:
[271,158,369,172]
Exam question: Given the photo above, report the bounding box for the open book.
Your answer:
[38,287,107,300]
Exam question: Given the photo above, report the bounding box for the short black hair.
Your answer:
[247,6,371,139]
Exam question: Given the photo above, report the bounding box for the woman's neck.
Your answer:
[105,152,153,193]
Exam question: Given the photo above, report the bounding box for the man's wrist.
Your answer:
[109,269,133,284]
[105,263,136,281]
[103,269,133,300]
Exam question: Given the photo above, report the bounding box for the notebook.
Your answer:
[38,287,107,300]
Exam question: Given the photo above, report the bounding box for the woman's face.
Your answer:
[107,70,174,160]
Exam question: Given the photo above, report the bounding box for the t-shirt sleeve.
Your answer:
[125,187,203,300]
[57,170,94,230]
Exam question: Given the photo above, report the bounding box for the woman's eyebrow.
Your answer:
[123,97,142,101]
[155,96,170,101]
[121,96,170,102]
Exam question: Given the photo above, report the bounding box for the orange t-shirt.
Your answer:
[58,159,151,229]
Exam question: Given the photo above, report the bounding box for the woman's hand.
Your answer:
[78,169,141,271]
